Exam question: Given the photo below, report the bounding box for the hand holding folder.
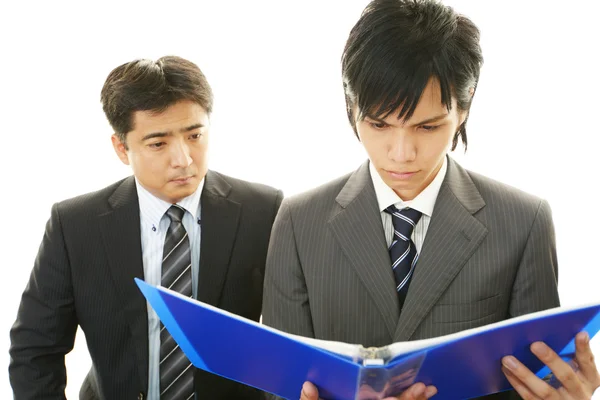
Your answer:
[301,332,600,400]
[301,380,437,400]
[500,332,599,400]
[135,278,600,400]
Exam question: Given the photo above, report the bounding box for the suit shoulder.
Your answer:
[282,172,352,210]
[466,169,547,212]
[211,171,281,201]
[54,177,131,215]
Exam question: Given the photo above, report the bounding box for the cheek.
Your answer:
[421,131,453,154]
[132,154,164,177]
[190,145,208,162]
[359,131,385,158]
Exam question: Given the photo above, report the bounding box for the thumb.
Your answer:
[300,381,320,400]
[397,383,426,400]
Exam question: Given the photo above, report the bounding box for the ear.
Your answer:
[458,110,468,128]
[349,105,362,142]
[457,87,475,129]
[111,134,130,165]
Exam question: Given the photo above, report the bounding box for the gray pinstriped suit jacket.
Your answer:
[262,157,560,400]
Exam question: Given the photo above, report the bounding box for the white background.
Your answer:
[1,1,599,398]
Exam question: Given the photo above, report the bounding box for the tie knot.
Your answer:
[384,206,422,241]
[166,205,186,223]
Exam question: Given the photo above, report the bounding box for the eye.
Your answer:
[419,125,439,132]
[189,133,202,140]
[368,121,389,130]
[148,142,166,149]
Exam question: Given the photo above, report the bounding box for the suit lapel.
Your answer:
[98,177,148,390]
[197,170,241,306]
[393,157,488,341]
[329,162,400,338]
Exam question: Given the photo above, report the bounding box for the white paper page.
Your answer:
[386,301,600,359]
[283,333,362,360]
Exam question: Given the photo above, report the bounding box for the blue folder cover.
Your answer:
[135,278,600,400]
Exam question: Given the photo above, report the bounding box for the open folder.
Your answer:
[135,278,600,400]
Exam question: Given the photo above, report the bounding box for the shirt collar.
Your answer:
[369,156,447,217]
[135,177,205,227]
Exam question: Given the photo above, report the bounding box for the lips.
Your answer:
[385,170,418,180]
[170,176,194,183]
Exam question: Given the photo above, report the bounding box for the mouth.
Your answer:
[170,176,194,184]
[384,170,419,180]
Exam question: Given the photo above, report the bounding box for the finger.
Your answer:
[396,382,426,399]
[530,341,585,398]
[502,355,558,399]
[502,366,540,400]
[575,331,600,387]
[300,381,319,400]
[424,385,437,398]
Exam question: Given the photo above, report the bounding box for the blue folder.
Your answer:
[135,278,600,400]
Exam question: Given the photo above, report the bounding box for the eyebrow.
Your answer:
[365,113,449,126]
[410,113,449,126]
[141,123,205,141]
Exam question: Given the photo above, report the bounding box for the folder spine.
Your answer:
[358,346,393,366]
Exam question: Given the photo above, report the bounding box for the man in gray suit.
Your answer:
[262,1,599,399]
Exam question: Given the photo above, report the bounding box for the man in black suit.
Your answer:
[9,56,282,400]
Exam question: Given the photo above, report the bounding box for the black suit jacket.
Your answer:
[9,170,283,400]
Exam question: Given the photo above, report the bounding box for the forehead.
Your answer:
[131,100,209,133]
[364,77,458,122]
[405,81,455,120]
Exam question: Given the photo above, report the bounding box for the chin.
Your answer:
[175,188,196,199]
[384,179,413,190]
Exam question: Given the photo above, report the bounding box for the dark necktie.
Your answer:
[159,205,194,400]
[384,206,422,310]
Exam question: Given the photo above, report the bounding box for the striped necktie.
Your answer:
[384,205,422,311]
[159,205,194,400]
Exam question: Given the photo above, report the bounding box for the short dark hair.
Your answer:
[101,56,213,146]
[341,0,483,150]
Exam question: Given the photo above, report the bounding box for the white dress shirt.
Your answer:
[369,157,447,252]
[136,178,204,400]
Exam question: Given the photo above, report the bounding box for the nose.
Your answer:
[170,139,193,168]
[388,131,416,163]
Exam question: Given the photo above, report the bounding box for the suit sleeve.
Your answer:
[509,199,560,317]
[262,199,315,338]
[272,189,284,218]
[9,203,78,400]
